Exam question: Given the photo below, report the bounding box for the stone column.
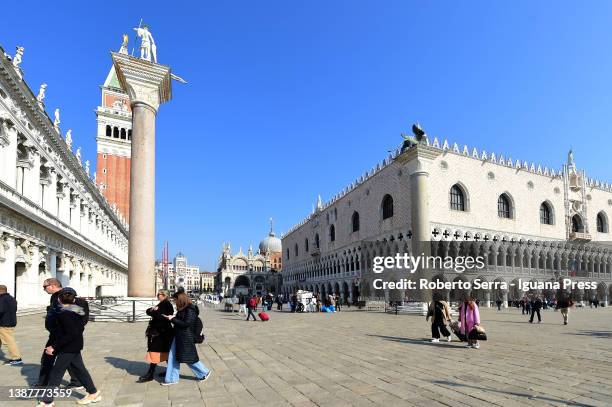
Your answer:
[396,144,440,303]
[0,235,16,296]
[28,149,41,202]
[0,121,18,186]
[112,52,172,298]
[49,250,57,279]
[46,168,57,214]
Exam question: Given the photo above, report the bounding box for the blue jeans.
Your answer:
[165,338,209,383]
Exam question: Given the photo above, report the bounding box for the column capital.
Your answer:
[111,52,172,113]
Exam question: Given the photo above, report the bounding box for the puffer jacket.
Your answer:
[51,304,86,354]
[172,304,200,364]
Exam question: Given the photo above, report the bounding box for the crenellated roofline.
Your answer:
[283,133,612,238]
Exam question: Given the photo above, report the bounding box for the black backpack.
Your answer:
[192,315,204,343]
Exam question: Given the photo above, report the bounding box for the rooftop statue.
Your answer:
[75,147,81,164]
[37,83,47,103]
[12,46,24,68]
[119,33,129,54]
[65,129,73,151]
[53,108,60,129]
[134,24,157,63]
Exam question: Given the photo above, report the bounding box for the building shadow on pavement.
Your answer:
[431,380,594,406]
[366,334,463,349]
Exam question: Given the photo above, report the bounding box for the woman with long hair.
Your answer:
[458,296,481,349]
[161,293,211,385]
[138,290,174,382]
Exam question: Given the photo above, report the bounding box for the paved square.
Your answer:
[2,305,612,406]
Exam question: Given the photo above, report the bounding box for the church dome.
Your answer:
[259,231,282,254]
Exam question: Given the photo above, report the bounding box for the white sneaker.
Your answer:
[473,343,480,349]
[76,391,101,405]
[447,336,452,342]
[466,344,472,348]
[431,338,439,343]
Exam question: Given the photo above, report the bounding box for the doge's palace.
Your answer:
[281,125,612,306]
[0,45,128,309]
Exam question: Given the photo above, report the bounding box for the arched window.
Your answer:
[315,233,320,249]
[128,129,132,140]
[382,194,394,220]
[286,248,290,260]
[352,211,360,232]
[571,215,584,233]
[105,125,111,137]
[120,128,126,140]
[329,225,336,242]
[540,202,553,225]
[294,243,298,257]
[305,238,309,252]
[450,184,466,211]
[497,194,512,219]
[113,127,119,138]
[597,212,608,233]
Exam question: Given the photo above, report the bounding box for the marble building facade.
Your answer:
[281,128,612,306]
[216,225,283,296]
[0,45,128,308]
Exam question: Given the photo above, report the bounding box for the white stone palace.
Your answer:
[0,45,128,308]
[281,126,612,306]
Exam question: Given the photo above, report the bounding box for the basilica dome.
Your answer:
[259,231,282,254]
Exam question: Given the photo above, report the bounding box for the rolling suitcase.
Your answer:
[258,312,270,321]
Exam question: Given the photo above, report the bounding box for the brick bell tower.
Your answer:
[95,36,132,222]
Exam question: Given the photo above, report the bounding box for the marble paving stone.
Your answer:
[1,305,611,406]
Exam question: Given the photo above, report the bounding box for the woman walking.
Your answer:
[161,293,211,385]
[37,288,100,406]
[426,293,452,343]
[458,296,481,349]
[138,290,174,382]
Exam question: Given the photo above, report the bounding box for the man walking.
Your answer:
[37,278,83,388]
[246,295,258,321]
[0,285,23,365]
[529,295,543,323]
[556,296,572,325]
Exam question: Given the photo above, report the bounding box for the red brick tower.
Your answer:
[95,40,132,222]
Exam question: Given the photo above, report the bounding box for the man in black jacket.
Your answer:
[37,278,84,389]
[41,288,100,406]
[529,295,543,324]
[0,285,23,365]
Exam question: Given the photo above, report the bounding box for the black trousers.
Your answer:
[530,309,541,322]
[38,338,81,386]
[42,352,96,403]
[246,308,257,321]
[431,321,451,339]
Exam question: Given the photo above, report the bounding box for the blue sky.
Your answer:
[2,1,611,270]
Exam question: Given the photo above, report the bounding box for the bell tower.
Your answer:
[95,36,132,222]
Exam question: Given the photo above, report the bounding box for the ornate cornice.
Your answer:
[0,47,128,237]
